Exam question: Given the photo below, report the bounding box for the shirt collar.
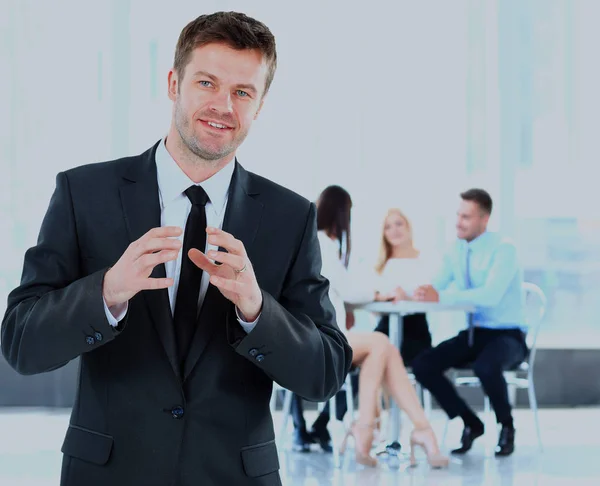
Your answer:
[155,138,234,214]
[463,230,492,253]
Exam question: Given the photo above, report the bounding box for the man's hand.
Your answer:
[102,226,183,307]
[392,286,410,303]
[413,284,440,302]
[188,227,262,321]
[375,291,393,302]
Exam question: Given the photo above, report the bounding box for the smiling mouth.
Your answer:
[200,119,234,131]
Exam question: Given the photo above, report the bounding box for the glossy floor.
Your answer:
[0,407,599,485]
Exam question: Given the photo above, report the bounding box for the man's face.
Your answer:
[168,42,268,163]
[456,200,489,241]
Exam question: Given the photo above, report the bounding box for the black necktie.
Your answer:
[174,185,209,366]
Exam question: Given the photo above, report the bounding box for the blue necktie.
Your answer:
[465,247,475,346]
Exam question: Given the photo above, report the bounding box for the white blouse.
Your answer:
[376,253,438,298]
[318,231,374,334]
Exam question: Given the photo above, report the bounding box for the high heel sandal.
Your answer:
[409,427,450,469]
[339,421,378,467]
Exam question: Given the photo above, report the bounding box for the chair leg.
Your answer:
[279,390,293,444]
[423,389,432,420]
[528,382,543,452]
[508,383,517,408]
[346,378,354,425]
[483,394,495,451]
[442,417,449,447]
[331,393,342,468]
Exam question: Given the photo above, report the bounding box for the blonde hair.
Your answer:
[375,208,415,274]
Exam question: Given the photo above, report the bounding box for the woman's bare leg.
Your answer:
[380,340,430,429]
[380,339,446,462]
[347,332,390,426]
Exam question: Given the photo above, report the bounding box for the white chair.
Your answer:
[270,382,294,443]
[443,282,547,450]
[270,371,356,464]
[329,372,357,468]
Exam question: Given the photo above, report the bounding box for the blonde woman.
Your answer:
[373,209,434,366]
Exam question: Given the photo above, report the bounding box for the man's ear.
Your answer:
[168,70,178,102]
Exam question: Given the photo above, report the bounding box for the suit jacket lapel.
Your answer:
[183,161,264,381]
[118,141,181,380]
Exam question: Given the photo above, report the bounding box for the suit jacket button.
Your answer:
[94,332,103,342]
[249,348,258,357]
[85,336,95,345]
[256,354,265,363]
[171,406,184,419]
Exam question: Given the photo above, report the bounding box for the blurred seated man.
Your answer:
[412,189,528,457]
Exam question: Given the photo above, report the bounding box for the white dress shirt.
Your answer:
[103,138,259,333]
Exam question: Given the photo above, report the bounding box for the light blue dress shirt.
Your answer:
[432,231,526,331]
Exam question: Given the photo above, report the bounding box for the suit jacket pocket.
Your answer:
[240,440,279,477]
[61,424,114,466]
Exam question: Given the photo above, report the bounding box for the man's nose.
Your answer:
[209,90,233,114]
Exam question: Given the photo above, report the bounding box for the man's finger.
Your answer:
[210,275,244,294]
[140,277,175,290]
[146,226,183,239]
[206,250,245,271]
[206,229,245,256]
[188,248,219,273]
[135,239,182,259]
[138,250,179,271]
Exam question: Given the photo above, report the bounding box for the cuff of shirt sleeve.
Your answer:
[235,307,261,334]
[103,298,128,327]
[438,290,456,305]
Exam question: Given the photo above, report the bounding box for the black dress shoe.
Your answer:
[451,426,485,455]
[309,425,333,453]
[292,428,314,453]
[495,426,515,456]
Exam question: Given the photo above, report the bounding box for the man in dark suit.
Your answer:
[1,12,352,486]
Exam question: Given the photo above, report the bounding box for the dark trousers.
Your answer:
[291,372,357,432]
[411,328,528,424]
[374,313,432,367]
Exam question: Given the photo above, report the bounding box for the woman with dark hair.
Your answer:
[292,185,448,468]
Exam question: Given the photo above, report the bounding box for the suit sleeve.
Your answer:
[226,203,353,402]
[1,172,126,375]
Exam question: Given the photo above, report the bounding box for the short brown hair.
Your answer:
[174,11,277,95]
[460,188,493,215]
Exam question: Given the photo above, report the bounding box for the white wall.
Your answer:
[4,1,599,342]
[1,0,473,281]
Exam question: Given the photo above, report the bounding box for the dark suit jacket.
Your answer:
[1,142,352,486]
